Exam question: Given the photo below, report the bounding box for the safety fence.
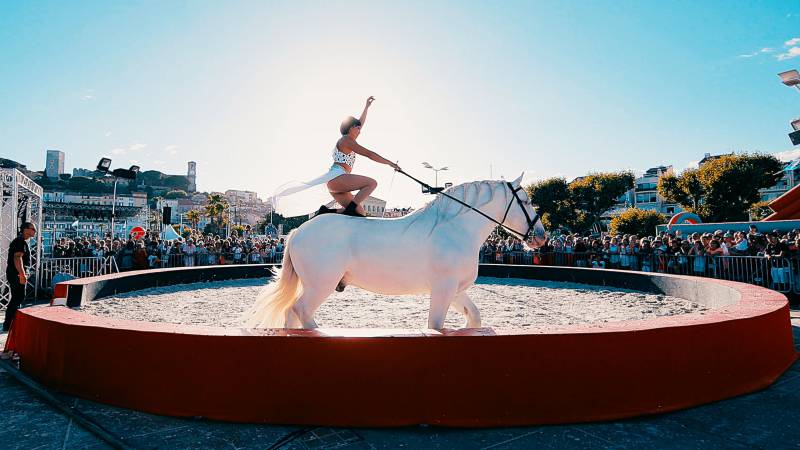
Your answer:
[39,256,119,291]
[480,251,800,294]
[39,252,799,296]
[153,251,284,268]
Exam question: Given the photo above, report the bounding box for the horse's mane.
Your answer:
[402,180,506,233]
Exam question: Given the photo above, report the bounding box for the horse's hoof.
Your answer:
[335,281,347,292]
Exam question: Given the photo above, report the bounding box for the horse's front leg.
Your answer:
[428,281,458,330]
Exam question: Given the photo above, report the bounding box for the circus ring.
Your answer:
[4,264,797,428]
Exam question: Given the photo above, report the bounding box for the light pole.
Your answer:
[96,158,139,239]
[779,70,800,146]
[421,162,449,188]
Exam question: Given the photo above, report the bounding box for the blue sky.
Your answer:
[2,1,799,208]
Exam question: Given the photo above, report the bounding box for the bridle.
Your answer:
[499,181,543,242]
[396,170,543,242]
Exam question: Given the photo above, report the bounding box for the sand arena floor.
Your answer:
[76,277,710,331]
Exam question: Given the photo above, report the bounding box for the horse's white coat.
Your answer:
[244,174,546,330]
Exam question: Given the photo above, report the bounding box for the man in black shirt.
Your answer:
[4,222,36,332]
[765,232,790,289]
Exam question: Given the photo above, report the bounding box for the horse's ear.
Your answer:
[511,172,524,188]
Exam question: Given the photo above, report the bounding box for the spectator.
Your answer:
[182,239,197,267]
[132,243,148,270]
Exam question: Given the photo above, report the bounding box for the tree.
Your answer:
[268,213,309,234]
[658,154,783,222]
[185,209,202,230]
[204,194,229,235]
[231,225,246,237]
[525,177,575,231]
[609,208,666,237]
[748,201,773,221]
[163,175,190,190]
[568,172,635,232]
[164,189,188,199]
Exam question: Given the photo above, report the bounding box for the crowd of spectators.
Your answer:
[50,230,285,270]
[481,225,800,289]
[47,225,800,290]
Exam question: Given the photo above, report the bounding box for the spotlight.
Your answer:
[779,70,800,87]
[97,158,112,172]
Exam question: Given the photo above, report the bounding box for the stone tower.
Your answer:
[187,161,197,192]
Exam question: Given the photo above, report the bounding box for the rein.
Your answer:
[395,169,541,241]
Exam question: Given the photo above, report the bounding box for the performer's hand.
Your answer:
[390,162,401,171]
[18,274,26,285]
[366,96,375,107]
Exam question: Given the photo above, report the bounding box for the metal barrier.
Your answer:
[480,251,797,294]
[156,251,284,269]
[42,250,798,295]
[40,256,119,291]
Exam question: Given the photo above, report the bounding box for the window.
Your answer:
[636,194,658,204]
[636,182,658,191]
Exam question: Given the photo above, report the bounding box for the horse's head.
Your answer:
[500,173,547,248]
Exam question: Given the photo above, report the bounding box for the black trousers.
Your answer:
[3,278,25,332]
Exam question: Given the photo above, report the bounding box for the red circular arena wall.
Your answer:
[5,265,798,427]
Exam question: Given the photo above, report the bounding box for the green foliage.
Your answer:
[748,200,774,221]
[526,177,573,231]
[204,194,229,234]
[164,189,188,199]
[609,208,666,237]
[525,171,634,233]
[135,170,190,191]
[658,154,783,222]
[269,213,309,234]
[37,174,137,195]
[185,209,202,229]
[568,172,635,229]
[231,225,247,237]
[162,175,190,190]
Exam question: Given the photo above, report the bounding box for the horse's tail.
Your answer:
[243,231,302,328]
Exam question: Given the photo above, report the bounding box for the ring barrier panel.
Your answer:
[5,264,797,427]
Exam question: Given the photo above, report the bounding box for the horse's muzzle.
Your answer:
[527,235,547,249]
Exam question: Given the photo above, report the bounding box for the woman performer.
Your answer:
[271,96,400,218]
[321,96,401,216]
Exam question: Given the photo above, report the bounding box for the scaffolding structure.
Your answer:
[0,169,43,309]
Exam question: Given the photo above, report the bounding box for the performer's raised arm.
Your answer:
[358,96,374,127]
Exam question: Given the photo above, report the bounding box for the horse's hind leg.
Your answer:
[291,286,334,329]
[451,291,481,328]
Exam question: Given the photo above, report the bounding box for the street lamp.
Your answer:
[421,162,449,189]
[96,158,139,238]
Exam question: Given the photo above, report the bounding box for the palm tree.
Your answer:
[204,194,229,232]
[185,209,201,232]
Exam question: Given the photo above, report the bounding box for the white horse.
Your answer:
[245,173,546,330]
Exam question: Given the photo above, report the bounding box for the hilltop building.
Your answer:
[45,150,64,179]
[321,196,387,217]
